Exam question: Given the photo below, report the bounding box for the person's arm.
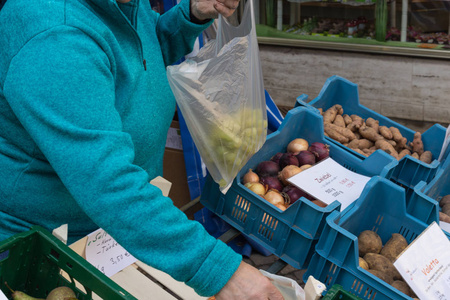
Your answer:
[3,26,239,296]
[4,25,283,299]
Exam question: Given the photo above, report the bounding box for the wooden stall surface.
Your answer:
[69,236,208,300]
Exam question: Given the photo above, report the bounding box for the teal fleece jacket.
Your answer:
[0,0,242,296]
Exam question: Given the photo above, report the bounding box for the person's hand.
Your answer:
[214,261,284,300]
[190,0,240,21]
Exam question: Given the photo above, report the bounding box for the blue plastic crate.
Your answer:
[296,75,447,200]
[200,106,398,269]
[304,176,443,300]
[412,156,450,235]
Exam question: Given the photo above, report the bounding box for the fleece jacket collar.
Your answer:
[88,0,145,66]
[88,0,140,26]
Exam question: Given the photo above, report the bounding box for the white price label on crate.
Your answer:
[394,222,450,300]
[86,228,137,277]
[287,158,371,211]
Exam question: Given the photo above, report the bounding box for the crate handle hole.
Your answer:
[66,262,73,269]
[50,248,60,260]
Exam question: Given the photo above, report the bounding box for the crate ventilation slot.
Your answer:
[398,226,418,242]
[371,214,384,232]
[324,262,338,286]
[231,196,250,224]
[257,213,278,241]
[350,277,377,300]
[343,164,356,173]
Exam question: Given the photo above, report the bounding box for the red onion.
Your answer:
[308,142,330,162]
[279,153,299,169]
[287,138,309,155]
[255,161,280,178]
[270,152,284,164]
[260,176,283,192]
[283,185,314,203]
[282,185,307,205]
[296,150,317,167]
[242,169,259,185]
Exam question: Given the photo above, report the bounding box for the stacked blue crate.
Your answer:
[412,155,450,236]
[296,75,447,203]
[304,176,443,300]
[201,106,398,269]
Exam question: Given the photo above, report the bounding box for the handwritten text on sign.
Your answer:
[394,222,450,299]
[86,228,137,277]
[287,158,371,211]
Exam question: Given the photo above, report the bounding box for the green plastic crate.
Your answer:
[0,226,136,300]
[323,284,364,300]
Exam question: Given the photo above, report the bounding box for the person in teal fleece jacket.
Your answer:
[0,0,283,299]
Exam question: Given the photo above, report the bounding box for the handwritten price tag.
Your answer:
[394,222,450,299]
[85,228,137,277]
[287,158,371,211]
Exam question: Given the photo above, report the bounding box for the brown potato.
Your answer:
[333,114,346,127]
[442,203,450,217]
[358,230,382,256]
[379,126,393,140]
[380,233,408,262]
[391,280,414,297]
[440,194,450,207]
[367,269,393,284]
[359,257,369,270]
[419,150,432,164]
[411,132,424,155]
[364,253,403,281]
[439,212,450,223]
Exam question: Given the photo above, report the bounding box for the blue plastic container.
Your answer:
[413,156,450,236]
[200,106,398,269]
[304,176,442,300]
[296,75,447,200]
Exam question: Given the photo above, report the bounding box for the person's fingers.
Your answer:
[214,0,239,17]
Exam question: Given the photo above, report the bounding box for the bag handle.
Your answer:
[215,0,256,54]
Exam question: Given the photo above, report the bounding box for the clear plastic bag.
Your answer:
[167,0,267,193]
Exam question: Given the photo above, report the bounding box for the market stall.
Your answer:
[1,0,449,299]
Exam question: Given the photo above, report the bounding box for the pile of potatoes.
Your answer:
[357,230,418,299]
[319,104,433,163]
[438,194,450,223]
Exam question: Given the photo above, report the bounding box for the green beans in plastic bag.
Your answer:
[167,0,267,193]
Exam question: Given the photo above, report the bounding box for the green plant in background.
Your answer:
[375,0,387,41]
[265,0,275,28]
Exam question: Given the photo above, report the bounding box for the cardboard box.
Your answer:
[163,121,192,215]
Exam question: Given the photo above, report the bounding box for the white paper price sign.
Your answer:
[394,222,450,300]
[86,228,137,277]
[0,289,7,300]
[440,221,450,235]
[438,124,450,162]
[287,158,371,211]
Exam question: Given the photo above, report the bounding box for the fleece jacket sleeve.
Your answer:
[3,26,241,297]
[153,0,213,66]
